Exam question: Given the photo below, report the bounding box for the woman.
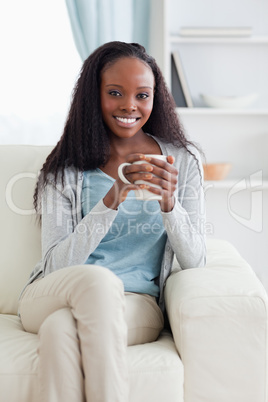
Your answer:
[19,41,206,402]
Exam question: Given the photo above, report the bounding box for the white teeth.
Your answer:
[116,117,136,124]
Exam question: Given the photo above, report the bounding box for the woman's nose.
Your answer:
[119,98,137,112]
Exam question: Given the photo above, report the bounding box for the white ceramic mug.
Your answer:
[117,154,168,201]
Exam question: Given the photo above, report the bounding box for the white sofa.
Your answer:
[0,144,268,402]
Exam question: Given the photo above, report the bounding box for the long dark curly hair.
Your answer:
[34,41,198,211]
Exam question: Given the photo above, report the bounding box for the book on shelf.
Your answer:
[171,52,193,108]
[179,27,252,37]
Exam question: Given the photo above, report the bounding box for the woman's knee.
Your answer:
[20,265,125,333]
[64,265,124,297]
[53,265,125,315]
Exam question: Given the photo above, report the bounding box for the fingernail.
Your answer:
[145,174,152,179]
[146,165,153,171]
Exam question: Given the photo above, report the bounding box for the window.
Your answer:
[0,0,81,144]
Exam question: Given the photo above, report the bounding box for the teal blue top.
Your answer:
[81,169,167,297]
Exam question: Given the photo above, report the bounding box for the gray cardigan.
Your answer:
[23,137,206,311]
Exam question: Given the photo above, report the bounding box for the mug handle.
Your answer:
[118,162,131,184]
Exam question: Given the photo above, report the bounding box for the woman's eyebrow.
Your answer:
[137,86,153,90]
[105,84,122,87]
[105,84,153,89]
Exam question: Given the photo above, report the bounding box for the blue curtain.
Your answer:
[65,0,150,61]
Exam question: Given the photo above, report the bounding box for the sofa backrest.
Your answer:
[0,145,53,314]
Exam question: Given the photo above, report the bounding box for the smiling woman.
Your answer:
[100,57,155,140]
[18,40,206,401]
[0,0,81,145]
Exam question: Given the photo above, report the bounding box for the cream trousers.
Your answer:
[19,265,164,402]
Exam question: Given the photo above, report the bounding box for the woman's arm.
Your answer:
[41,181,118,275]
[161,150,206,269]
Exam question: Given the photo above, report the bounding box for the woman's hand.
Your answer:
[103,154,150,210]
[103,154,178,212]
[142,155,178,212]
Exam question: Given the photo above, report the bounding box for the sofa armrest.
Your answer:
[165,239,268,402]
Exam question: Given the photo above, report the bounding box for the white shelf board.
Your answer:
[204,180,268,189]
[170,35,268,44]
[176,107,268,116]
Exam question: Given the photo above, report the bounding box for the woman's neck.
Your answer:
[99,131,162,179]
[108,131,161,160]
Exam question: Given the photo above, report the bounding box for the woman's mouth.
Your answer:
[114,116,140,125]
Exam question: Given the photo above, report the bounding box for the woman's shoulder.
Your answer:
[46,165,83,191]
[151,136,203,183]
[151,135,202,163]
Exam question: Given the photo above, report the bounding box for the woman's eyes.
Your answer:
[108,91,149,99]
[137,93,149,99]
[109,90,121,97]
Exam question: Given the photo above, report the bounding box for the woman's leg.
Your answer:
[125,292,164,346]
[38,308,84,401]
[19,265,128,402]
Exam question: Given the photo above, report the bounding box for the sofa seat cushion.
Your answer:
[128,330,184,402]
[0,314,38,402]
[0,315,183,402]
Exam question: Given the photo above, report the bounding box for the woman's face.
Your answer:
[100,57,155,140]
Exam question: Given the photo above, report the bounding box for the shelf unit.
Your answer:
[167,35,268,105]
[204,180,268,190]
[148,0,268,280]
[176,107,268,116]
[170,35,268,44]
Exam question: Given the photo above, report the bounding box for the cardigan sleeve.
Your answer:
[161,147,206,269]
[41,180,118,275]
